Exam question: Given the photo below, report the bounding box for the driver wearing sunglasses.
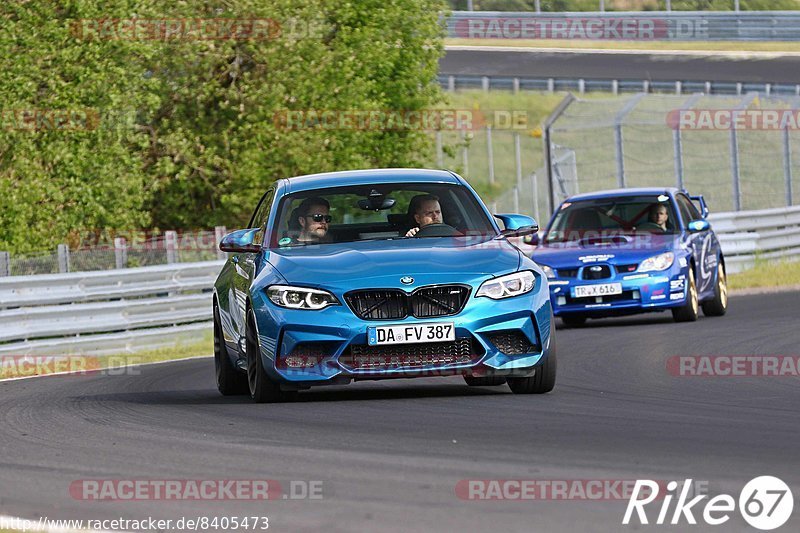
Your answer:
[296,197,331,243]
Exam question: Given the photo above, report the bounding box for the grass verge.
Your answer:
[446,38,800,53]
[0,332,212,380]
[728,259,800,291]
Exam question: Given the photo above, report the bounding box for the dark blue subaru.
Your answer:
[531,188,728,327]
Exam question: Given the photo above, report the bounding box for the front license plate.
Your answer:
[573,283,623,298]
[367,322,455,346]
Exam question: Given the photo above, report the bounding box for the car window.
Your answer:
[249,188,275,246]
[269,182,495,247]
[677,194,702,224]
[546,195,678,243]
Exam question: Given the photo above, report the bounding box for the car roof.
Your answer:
[565,187,682,202]
[282,168,460,194]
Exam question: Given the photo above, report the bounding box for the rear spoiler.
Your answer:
[688,194,709,219]
[681,189,709,218]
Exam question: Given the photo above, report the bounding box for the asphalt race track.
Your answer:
[442,47,800,84]
[1,290,798,532]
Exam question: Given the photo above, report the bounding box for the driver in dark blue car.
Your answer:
[405,194,443,237]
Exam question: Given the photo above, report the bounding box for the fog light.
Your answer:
[557,296,567,306]
[282,355,319,368]
[632,290,640,300]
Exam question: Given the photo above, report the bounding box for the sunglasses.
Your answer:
[305,213,332,223]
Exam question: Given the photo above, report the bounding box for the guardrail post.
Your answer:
[547,78,554,94]
[486,125,495,185]
[57,244,70,273]
[513,78,519,95]
[481,76,489,92]
[765,83,771,97]
[514,132,522,190]
[165,231,178,264]
[578,79,585,95]
[612,80,619,95]
[783,126,793,206]
[730,125,742,211]
[447,75,455,92]
[642,80,649,94]
[675,81,682,95]
[114,237,128,269]
[460,131,469,177]
[0,252,9,277]
[215,226,227,260]
[705,81,711,94]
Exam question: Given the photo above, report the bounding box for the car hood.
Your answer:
[533,234,678,268]
[262,237,521,288]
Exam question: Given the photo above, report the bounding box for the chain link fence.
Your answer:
[542,92,800,214]
[0,229,226,277]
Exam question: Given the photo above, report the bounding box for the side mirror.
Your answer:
[219,228,261,253]
[494,214,539,238]
[523,233,540,246]
[687,220,710,233]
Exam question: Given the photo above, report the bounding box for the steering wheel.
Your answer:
[414,223,461,238]
[636,222,666,233]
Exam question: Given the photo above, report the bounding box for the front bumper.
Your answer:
[249,279,553,388]
[548,264,689,318]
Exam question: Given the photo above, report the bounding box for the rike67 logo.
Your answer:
[623,477,794,530]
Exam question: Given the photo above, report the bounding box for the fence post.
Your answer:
[730,124,742,211]
[461,131,469,178]
[513,186,520,214]
[486,125,495,185]
[114,237,127,269]
[57,244,70,273]
[514,132,522,190]
[673,127,684,190]
[532,171,541,224]
[436,131,444,167]
[0,251,9,276]
[165,231,178,264]
[215,226,228,260]
[783,126,793,206]
[612,93,646,190]
[543,94,577,216]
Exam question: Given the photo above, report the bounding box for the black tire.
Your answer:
[560,315,586,328]
[506,335,557,394]
[246,309,296,403]
[464,376,506,387]
[214,304,248,396]
[672,268,699,322]
[702,262,728,317]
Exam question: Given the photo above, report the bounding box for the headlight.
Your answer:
[266,285,339,310]
[540,265,556,279]
[476,271,536,300]
[637,252,675,273]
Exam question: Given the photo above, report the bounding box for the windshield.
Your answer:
[545,195,679,244]
[269,182,495,248]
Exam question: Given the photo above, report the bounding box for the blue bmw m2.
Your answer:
[530,188,728,327]
[213,169,555,402]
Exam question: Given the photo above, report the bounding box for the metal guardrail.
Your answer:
[0,261,222,356]
[447,11,800,41]
[709,206,800,272]
[0,208,797,356]
[439,74,800,97]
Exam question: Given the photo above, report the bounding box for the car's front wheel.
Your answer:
[246,308,296,403]
[672,268,699,322]
[506,336,556,394]
[214,304,248,396]
[702,262,728,317]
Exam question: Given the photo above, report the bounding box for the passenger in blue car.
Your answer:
[404,194,443,237]
[639,203,670,233]
[290,197,331,244]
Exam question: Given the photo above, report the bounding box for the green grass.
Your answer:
[0,332,212,380]
[728,259,800,290]
[446,38,800,53]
